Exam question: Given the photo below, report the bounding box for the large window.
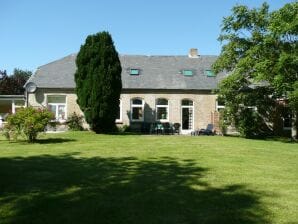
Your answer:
[116,99,122,123]
[131,98,144,121]
[47,95,66,121]
[216,97,225,112]
[282,107,292,129]
[156,98,169,121]
[13,100,25,113]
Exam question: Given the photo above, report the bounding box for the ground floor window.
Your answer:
[156,98,169,121]
[47,95,66,121]
[216,97,225,112]
[282,107,292,129]
[116,99,122,122]
[131,98,144,121]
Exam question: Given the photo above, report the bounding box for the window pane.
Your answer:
[157,107,168,120]
[48,104,56,116]
[182,100,193,106]
[217,107,225,113]
[157,98,168,105]
[283,108,292,128]
[182,107,193,130]
[217,97,225,106]
[132,107,143,120]
[58,105,66,120]
[132,99,143,105]
[47,95,66,103]
[116,101,121,120]
[205,69,215,77]
[14,100,25,106]
[130,69,139,75]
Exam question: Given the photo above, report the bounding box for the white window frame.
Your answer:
[216,102,225,112]
[156,98,169,122]
[12,100,25,114]
[216,97,225,112]
[116,99,122,123]
[131,98,144,122]
[181,99,194,133]
[47,95,67,122]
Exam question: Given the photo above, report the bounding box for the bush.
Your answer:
[4,107,54,142]
[117,125,130,133]
[236,108,271,139]
[67,112,84,131]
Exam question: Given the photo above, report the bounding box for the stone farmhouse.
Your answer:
[25,49,228,134]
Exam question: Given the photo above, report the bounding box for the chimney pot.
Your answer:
[189,48,199,58]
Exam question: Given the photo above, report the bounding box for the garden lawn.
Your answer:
[0,131,297,224]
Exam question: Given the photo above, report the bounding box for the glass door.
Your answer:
[181,100,194,134]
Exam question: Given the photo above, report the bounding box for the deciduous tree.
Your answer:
[0,69,32,95]
[213,2,298,138]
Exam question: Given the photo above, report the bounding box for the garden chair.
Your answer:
[162,122,173,134]
[198,124,214,135]
[173,123,181,135]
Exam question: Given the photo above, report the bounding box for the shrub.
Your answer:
[117,125,130,133]
[235,108,271,138]
[4,107,54,142]
[67,112,84,131]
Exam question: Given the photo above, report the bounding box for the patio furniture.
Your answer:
[141,122,152,134]
[150,122,164,134]
[198,124,214,135]
[162,122,174,134]
[173,123,181,135]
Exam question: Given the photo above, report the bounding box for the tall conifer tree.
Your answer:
[75,32,122,133]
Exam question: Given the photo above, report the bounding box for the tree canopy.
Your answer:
[0,69,32,95]
[75,31,122,133]
[213,2,298,138]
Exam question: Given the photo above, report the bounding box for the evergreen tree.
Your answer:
[75,31,122,133]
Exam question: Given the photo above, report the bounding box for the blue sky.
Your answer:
[0,0,293,74]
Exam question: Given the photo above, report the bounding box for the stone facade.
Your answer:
[28,88,83,117]
[28,88,218,133]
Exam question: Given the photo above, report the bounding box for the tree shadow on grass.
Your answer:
[35,138,77,144]
[0,138,76,145]
[0,155,270,224]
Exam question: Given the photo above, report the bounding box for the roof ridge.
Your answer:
[119,54,218,57]
[37,53,77,69]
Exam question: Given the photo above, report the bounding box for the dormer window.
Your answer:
[182,70,193,76]
[205,69,215,77]
[130,69,140,75]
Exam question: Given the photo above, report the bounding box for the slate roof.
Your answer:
[26,54,227,90]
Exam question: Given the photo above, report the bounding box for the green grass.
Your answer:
[0,132,297,224]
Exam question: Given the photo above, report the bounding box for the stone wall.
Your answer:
[28,88,218,132]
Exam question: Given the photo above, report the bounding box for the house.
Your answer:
[25,49,228,134]
[0,95,25,128]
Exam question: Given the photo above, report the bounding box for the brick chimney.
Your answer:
[188,48,199,58]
